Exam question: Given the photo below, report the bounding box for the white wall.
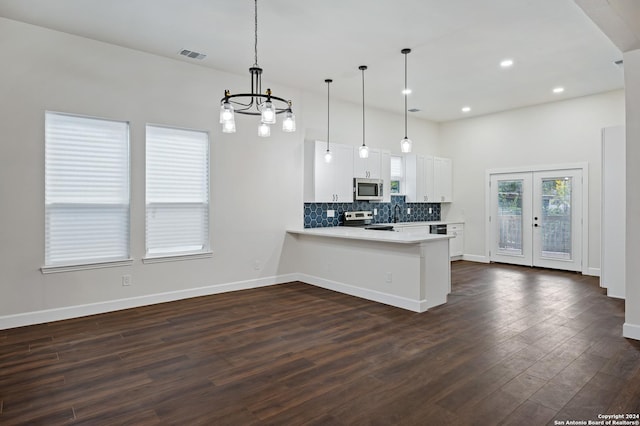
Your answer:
[300,89,439,157]
[624,48,640,340]
[438,91,625,271]
[0,18,427,326]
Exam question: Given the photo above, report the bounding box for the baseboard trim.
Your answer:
[585,267,600,277]
[297,273,429,313]
[623,323,640,341]
[0,274,299,330]
[462,254,489,263]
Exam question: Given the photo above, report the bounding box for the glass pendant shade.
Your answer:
[324,149,332,163]
[222,119,236,133]
[258,122,270,137]
[282,110,296,132]
[219,102,234,124]
[359,144,370,159]
[400,136,412,153]
[261,101,276,124]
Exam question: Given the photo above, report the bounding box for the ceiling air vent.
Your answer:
[179,49,207,60]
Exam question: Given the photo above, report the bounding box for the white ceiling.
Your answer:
[0,0,624,122]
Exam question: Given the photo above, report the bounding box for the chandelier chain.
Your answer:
[253,0,259,67]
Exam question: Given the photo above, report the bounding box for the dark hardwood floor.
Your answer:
[1,261,639,425]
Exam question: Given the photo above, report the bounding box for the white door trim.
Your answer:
[485,162,589,274]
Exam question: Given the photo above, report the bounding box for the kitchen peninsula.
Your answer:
[283,227,452,312]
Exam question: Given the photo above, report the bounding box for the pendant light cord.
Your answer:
[326,79,331,149]
[404,52,408,138]
[361,66,366,147]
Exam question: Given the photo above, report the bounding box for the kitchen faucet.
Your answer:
[393,204,400,223]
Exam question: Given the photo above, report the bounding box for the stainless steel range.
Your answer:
[343,211,395,231]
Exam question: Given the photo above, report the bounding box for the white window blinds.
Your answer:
[45,112,130,266]
[145,125,210,257]
[391,155,404,178]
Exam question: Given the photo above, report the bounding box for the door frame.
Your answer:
[485,163,589,274]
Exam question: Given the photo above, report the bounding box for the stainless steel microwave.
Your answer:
[353,178,383,201]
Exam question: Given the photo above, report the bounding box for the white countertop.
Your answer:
[392,220,464,227]
[287,226,452,244]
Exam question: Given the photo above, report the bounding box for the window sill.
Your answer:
[41,258,134,274]
[142,251,213,264]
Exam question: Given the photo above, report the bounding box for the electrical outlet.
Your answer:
[407,208,411,214]
[429,207,433,214]
[385,272,392,283]
[121,275,131,286]
[373,208,378,215]
[327,209,335,218]
[253,260,262,270]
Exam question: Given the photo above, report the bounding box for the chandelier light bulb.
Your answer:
[400,137,412,153]
[282,110,296,132]
[219,102,234,124]
[324,149,332,163]
[261,100,276,124]
[222,118,236,133]
[258,122,270,137]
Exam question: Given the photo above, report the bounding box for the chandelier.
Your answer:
[219,0,296,137]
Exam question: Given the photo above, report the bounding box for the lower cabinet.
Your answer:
[448,223,464,259]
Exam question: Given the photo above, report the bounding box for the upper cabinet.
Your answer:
[434,156,452,202]
[405,154,432,203]
[381,150,391,203]
[304,141,354,203]
[303,141,392,203]
[353,148,381,179]
[405,154,453,203]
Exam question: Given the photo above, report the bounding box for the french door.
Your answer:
[489,169,582,272]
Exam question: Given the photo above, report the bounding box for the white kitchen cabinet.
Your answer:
[381,150,391,203]
[434,157,452,202]
[404,154,435,203]
[353,148,382,179]
[304,140,354,203]
[448,223,464,259]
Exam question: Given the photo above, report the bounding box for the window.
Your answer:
[390,155,404,194]
[145,125,210,258]
[44,112,130,268]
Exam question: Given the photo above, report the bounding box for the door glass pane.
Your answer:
[497,180,523,255]
[540,177,572,260]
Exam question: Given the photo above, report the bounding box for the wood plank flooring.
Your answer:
[1,261,639,425]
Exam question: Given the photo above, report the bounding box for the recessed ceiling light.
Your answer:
[461,106,471,113]
[500,59,514,68]
[402,88,412,95]
[552,87,565,94]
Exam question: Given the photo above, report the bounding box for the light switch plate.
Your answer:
[327,209,335,218]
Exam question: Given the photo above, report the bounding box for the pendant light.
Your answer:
[400,48,413,153]
[358,65,370,159]
[324,79,333,163]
